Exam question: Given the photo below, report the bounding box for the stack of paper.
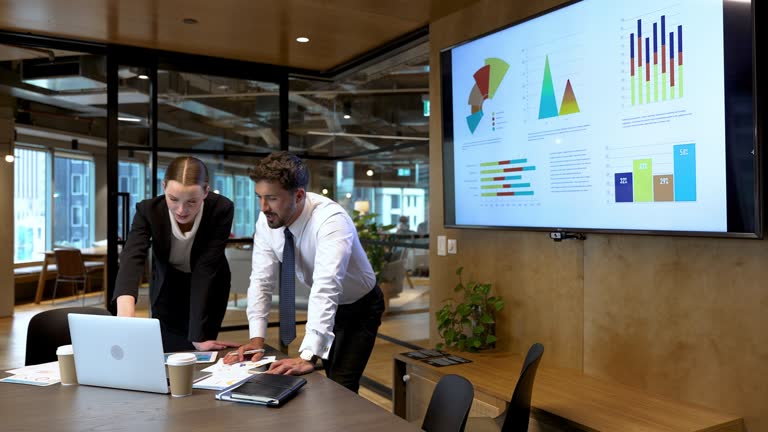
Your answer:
[193,356,276,391]
[0,362,61,386]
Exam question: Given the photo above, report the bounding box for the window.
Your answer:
[232,175,257,238]
[13,147,49,262]
[71,206,82,226]
[71,174,83,195]
[118,161,146,239]
[54,156,94,248]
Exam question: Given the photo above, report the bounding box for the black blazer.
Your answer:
[114,192,234,342]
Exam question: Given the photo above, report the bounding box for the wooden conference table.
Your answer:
[1,352,418,432]
[33,247,108,305]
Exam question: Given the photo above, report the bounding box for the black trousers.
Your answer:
[322,285,385,393]
[152,269,196,352]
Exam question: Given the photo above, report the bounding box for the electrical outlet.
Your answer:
[437,235,447,256]
[447,239,457,254]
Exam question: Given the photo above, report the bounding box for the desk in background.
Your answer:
[393,351,744,432]
[34,247,108,305]
[1,354,418,431]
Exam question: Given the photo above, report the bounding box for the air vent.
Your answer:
[21,56,106,91]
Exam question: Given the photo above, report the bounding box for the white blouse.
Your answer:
[168,201,204,273]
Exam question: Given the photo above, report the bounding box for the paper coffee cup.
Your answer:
[166,353,197,397]
[56,344,78,386]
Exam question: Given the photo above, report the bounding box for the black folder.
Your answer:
[215,374,307,407]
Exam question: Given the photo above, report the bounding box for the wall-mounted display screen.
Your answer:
[441,0,760,237]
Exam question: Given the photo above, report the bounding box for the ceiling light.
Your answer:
[118,116,142,122]
[366,169,374,176]
[183,18,198,24]
[4,139,13,163]
[138,74,149,80]
[296,37,310,43]
[322,188,329,195]
[343,114,351,119]
[346,193,352,199]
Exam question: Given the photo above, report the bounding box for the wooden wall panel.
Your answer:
[430,1,768,430]
[584,234,768,431]
[428,0,583,370]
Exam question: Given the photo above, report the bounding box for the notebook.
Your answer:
[215,373,307,406]
[68,314,170,394]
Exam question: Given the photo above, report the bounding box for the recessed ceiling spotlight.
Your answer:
[322,188,329,195]
[183,18,198,24]
[137,74,149,80]
[366,169,374,177]
[343,114,351,119]
[296,36,310,43]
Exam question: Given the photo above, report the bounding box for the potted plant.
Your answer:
[353,211,401,312]
[436,266,504,352]
[353,211,394,281]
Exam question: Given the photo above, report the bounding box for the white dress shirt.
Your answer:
[168,201,204,273]
[246,192,376,359]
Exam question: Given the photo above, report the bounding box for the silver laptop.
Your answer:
[68,314,169,394]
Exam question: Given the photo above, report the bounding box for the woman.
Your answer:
[114,156,238,352]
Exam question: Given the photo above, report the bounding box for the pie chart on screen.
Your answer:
[466,57,509,134]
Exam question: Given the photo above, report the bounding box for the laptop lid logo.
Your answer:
[111,345,125,360]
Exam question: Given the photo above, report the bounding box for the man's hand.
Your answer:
[192,340,240,351]
[267,357,315,376]
[222,338,265,364]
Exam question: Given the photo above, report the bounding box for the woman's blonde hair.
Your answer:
[164,156,209,188]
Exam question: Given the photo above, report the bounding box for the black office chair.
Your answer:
[25,306,112,366]
[421,374,475,432]
[466,343,545,432]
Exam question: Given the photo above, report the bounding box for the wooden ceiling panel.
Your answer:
[0,0,481,70]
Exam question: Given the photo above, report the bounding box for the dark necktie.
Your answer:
[279,228,296,347]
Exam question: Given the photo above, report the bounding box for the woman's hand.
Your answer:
[192,340,240,351]
[116,295,136,317]
[222,338,265,364]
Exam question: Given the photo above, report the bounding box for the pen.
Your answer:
[226,349,265,356]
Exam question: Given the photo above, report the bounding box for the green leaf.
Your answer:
[470,294,484,304]
[480,314,494,324]
[472,339,482,348]
[494,301,504,311]
[436,343,444,350]
[456,266,463,276]
[486,334,497,344]
[473,325,485,335]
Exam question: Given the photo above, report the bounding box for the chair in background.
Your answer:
[225,245,252,307]
[421,374,475,432]
[24,306,112,366]
[52,248,99,305]
[466,343,545,432]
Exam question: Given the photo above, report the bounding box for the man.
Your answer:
[224,151,385,393]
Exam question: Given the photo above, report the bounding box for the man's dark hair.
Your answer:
[249,151,309,191]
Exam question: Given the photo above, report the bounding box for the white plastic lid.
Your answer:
[166,352,197,366]
[56,344,74,355]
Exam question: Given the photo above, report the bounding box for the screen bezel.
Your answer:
[440,0,762,239]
